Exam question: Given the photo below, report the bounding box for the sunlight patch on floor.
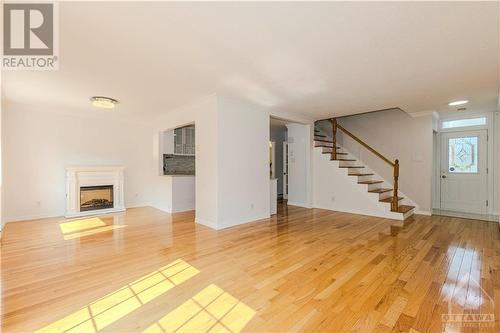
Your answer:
[142,284,255,333]
[59,217,127,240]
[63,225,127,240]
[34,259,200,333]
[59,218,107,234]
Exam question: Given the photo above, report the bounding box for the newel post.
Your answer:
[392,159,399,211]
[331,118,337,160]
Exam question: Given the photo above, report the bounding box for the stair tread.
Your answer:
[315,139,334,143]
[349,173,374,176]
[368,188,392,193]
[314,134,326,138]
[380,196,403,203]
[332,158,356,161]
[392,205,415,214]
[358,180,384,184]
[339,166,365,168]
[322,152,348,155]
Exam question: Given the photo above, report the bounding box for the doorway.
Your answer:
[283,141,289,200]
[439,129,488,214]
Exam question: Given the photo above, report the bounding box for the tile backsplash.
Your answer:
[163,154,195,175]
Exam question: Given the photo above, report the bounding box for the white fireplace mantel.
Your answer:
[66,166,125,218]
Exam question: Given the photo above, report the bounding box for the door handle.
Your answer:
[441,175,447,179]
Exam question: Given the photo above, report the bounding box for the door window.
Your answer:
[448,136,478,173]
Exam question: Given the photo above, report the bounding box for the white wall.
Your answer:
[494,111,500,215]
[2,107,155,223]
[313,149,404,220]
[151,95,219,229]
[2,93,303,229]
[338,110,433,213]
[0,75,2,230]
[152,95,271,229]
[171,176,195,213]
[286,123,313,208]
[217,96,270,229]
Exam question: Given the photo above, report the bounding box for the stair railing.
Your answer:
[330,118,400,211]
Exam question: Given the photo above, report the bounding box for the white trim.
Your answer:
[217,214,271,230]
[415,210,432,216]
[3,204,144,224]
[287,201,312,208]
[65,207,126,219]
[194,217,216,229]
[313,204,404,221]
[407,110,439,118]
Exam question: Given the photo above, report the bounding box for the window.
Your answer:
[448,136,478,173]
[174,126,195,155]
[441,117,486,129]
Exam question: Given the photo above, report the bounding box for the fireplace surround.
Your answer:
[66,166,125,217]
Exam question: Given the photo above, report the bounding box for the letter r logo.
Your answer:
[3,3,54,55]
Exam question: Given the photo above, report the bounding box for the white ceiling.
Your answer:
[3,1,499,120]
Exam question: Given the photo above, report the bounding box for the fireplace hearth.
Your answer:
[80,185,114,211]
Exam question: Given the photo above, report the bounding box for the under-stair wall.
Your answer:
[315,109,434,215]
[337,110,433,214]
[313,147,410,220]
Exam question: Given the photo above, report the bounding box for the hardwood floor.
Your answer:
[1,204,499,332]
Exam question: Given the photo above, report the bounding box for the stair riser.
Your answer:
[356,175,373,182]
[338,161,357,167]
[379,191,393,200]
[367,183,383,192]
[402,209,413,220]
[316,142,334,147]
[314,142,416,221]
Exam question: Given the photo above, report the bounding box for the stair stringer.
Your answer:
[336,146,420,214]
[313,148,405,220]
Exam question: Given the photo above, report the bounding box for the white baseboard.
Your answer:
[217,214,271,230]
[194,217,217,229]
[65,207,125,218]
[313,204,403,221]
[287,201,312,208]
[415,210,432,216]
[4,212,62,224]
[4,203,149,225]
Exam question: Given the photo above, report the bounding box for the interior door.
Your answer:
[283,142,288,199]
[440,130,488,214]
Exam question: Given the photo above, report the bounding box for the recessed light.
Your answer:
[90,96,119,109]
[448,100,468,106]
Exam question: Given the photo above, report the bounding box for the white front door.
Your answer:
[283,142,288,199]
[440,130,488,214]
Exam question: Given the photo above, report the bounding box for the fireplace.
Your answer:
[80,185,114,212]
[66,166,124,217]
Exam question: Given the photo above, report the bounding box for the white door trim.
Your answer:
[283,141,288,200]
[436,112,495,215]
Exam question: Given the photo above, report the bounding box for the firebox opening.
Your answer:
[80,185,114,211]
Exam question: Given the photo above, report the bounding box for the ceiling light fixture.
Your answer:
[90,96,119,109]
[448,100,468,106]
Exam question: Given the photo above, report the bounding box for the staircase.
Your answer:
[314,119,415,221]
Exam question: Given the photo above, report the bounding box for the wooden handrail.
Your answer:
[335,122,395,167]
[331,118,399,211]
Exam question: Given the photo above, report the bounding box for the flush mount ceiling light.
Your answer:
[448,100,468,106]
[90,96,119,109]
